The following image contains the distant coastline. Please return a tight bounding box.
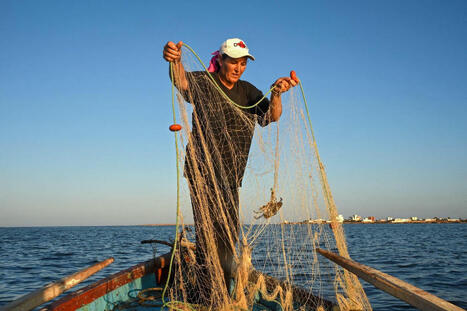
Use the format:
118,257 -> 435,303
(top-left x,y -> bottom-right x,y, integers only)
345,220 -> 466,224
282,215 -> 466,225
139,219 -> 466,226
285,220 -> 467,225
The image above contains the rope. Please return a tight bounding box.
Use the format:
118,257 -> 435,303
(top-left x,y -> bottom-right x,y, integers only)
160,61 -> 189,311
297,77 -> 335,226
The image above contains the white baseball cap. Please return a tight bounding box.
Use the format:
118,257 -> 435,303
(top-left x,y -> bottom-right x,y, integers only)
219,38 -> 255,60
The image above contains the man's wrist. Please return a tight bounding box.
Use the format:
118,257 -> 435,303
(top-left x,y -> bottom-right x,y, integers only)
270,85 -> 281,97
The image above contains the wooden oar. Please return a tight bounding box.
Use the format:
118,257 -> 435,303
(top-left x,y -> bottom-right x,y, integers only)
141,238 -> 195,250
0,257 -> 114,311
316,248 -> 465,311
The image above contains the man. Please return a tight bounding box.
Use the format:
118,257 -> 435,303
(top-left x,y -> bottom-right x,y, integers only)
163,38 -> 296,304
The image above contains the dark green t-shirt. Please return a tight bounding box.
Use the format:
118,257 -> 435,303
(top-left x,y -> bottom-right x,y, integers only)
182,71 -> 271,188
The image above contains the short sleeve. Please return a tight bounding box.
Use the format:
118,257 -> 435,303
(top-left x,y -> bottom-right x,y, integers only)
245,82 -> 271,127
179,71 -> 208,104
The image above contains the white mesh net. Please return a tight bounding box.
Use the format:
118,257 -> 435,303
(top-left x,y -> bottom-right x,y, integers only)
165,46 -> 372,311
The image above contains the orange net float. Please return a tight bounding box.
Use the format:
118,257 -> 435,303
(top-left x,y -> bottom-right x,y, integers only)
169,124 -> 182,132
290,70 -> 299,83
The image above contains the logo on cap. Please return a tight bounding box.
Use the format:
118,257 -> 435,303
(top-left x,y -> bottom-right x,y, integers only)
233,41 -> 246,48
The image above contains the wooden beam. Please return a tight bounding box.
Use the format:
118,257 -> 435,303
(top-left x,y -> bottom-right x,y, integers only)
43,253 -> 172,311
0,258 -> 114,311
141,238 -> 195,250
316,248 -> 465,311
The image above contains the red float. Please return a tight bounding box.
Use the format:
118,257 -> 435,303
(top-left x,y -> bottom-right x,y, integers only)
290,70 -> 299,83
169,124 -> 182,132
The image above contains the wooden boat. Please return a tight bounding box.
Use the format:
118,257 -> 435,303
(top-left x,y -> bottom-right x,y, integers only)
37,251 -> 336,311
3,245 -> 464,311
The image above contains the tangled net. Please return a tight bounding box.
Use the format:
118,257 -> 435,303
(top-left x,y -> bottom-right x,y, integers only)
164,44 -> 372,311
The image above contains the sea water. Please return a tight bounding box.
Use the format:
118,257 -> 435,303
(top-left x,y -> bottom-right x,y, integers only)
0,224 -> 465,310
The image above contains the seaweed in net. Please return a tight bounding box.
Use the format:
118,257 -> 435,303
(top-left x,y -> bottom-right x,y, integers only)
254,188 -> 283,220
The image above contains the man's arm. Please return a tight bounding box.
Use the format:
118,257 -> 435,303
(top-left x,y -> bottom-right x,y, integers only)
267,77 -> 297,122
269,92 -> 283,122
163,41 -> 188,91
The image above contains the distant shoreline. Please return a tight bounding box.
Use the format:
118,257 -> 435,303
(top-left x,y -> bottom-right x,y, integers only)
343,220 -> 466,224
283,220 -> 466,225
139,220 -> 466,226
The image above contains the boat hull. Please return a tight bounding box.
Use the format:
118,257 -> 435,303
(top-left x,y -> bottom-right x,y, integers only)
41,252 -> 335,311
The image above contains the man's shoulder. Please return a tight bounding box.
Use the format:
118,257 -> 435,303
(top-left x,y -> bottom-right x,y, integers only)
186,71 -> 213,89
187,70 -> 209,78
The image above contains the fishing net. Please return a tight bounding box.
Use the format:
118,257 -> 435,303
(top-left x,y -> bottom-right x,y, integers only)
163,44 -> 372,311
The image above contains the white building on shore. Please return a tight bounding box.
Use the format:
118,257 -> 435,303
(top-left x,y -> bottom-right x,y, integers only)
351,214 -> 362,221
392,218 -> 410,223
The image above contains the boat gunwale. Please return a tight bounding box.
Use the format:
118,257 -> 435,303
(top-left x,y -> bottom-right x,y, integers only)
41,253 -> 171,311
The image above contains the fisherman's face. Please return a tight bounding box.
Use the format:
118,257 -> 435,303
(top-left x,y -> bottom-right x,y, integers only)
218,56 -> 248,85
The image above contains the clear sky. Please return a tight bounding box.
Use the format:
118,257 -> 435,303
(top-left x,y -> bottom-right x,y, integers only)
1,0 -> 466,226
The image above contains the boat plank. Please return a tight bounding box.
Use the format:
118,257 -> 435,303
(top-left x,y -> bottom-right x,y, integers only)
0,258 -> 114,311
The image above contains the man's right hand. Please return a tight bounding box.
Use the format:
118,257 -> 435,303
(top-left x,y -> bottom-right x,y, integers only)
163,41 -> 183,63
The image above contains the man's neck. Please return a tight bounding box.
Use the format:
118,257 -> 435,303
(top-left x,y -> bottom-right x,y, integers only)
218,73 -> 235,90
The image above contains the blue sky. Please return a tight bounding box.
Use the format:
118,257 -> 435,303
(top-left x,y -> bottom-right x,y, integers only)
1,0 -> 466,226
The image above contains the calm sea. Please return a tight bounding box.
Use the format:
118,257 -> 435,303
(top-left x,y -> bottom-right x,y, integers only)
0,224 -> 465,310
